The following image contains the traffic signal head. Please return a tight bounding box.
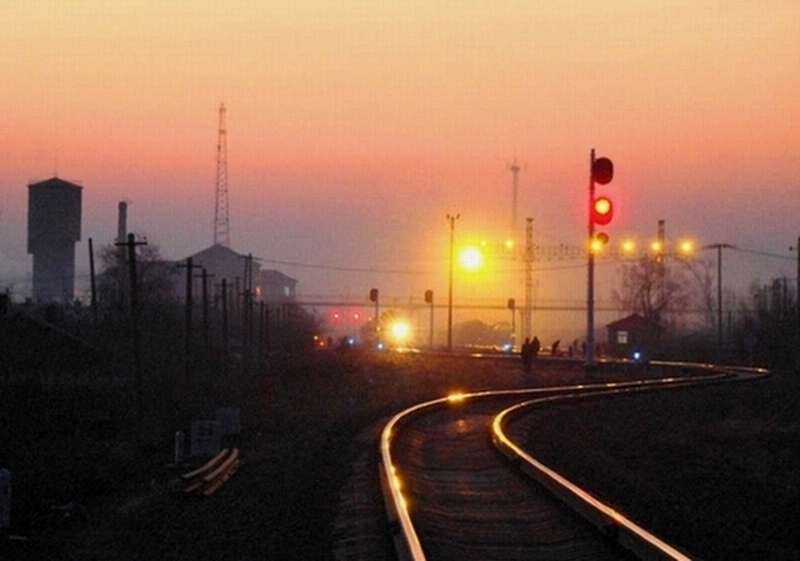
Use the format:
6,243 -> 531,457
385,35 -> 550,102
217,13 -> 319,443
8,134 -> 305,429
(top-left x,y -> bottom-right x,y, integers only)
592,157 -> 614,185
591,196 -> 613,226
590,232 -> 609,253
369,288 -> 379,302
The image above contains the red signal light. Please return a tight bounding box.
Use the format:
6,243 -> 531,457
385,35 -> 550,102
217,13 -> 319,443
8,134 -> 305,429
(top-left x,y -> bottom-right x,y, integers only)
591,197 -> 613,226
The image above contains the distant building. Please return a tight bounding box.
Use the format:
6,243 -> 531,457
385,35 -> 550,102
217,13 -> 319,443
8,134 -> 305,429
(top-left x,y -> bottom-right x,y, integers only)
259,269 -> 297,303
178,244 -> 297,304
27,177 -> 82,303
606,313 -> 661,359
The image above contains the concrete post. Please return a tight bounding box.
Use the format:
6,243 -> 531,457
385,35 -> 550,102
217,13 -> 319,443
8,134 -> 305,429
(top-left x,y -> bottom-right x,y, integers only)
0,468 -> 11,529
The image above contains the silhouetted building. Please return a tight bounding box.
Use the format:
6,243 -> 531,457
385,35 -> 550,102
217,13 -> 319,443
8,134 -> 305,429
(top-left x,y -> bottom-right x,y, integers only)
27,177 -> 82,303
606,313 -> 661,359
179,245 -> 297,304
259,269 -> 297,303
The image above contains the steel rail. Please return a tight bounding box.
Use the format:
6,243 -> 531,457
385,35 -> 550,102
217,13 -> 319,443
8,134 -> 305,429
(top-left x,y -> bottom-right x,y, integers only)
380,385 -> 572,561
492,364 -> 768,560
379,361 -> 767,561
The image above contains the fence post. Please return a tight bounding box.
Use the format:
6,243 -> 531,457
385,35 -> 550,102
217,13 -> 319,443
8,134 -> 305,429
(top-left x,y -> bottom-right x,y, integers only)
0,468 -> 11,530
174,431 -> 185,465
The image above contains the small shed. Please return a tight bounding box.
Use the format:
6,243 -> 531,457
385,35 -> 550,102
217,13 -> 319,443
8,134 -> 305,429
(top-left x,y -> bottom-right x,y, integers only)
606,313 -> 661,359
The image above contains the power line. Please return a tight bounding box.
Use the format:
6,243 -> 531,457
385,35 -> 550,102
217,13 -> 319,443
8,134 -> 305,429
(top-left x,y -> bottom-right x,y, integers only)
254,257 -> 433,275
732,246 -> 793,261
256,247 -> 612,277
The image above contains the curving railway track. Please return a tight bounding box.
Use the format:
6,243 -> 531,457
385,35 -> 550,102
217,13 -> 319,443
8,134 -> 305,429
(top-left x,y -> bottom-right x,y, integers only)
380,362 -> 768,561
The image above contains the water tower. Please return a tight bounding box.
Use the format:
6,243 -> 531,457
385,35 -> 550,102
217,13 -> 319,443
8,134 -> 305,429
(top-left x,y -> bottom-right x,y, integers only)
27,177 -> 82,303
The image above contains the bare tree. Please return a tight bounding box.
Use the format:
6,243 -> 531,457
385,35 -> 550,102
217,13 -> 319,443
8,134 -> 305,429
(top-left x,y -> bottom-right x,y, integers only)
613,255 -> 714,333
96,237 -> 177,310
673,256 -> 716,330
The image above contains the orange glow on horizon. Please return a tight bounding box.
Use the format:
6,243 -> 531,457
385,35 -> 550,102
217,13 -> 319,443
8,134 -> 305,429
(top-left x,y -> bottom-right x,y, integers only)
1,1 -> 798,311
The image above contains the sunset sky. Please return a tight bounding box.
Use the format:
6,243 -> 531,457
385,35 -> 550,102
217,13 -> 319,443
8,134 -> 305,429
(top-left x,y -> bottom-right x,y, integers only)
2,1 -> 799,338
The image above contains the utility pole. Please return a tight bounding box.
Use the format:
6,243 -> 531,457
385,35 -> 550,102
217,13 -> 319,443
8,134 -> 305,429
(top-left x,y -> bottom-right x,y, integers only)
425,290 -> 434,349
704,243 -> 735,353
178,257 -> 202,384
369,288 -> 380,342
790,237 -> 800,368
796,236 -> 800,366
258,301 -> 267,367
88,238 -> 97,324
242,254 -> 254,369
447,213 -> 460,351
657,219 -> 665,304
200,268 -> 214,349
115,233 -> 147,435
262,302 -> 271,350
523,217 -> 533,340
220,278 -> 230,373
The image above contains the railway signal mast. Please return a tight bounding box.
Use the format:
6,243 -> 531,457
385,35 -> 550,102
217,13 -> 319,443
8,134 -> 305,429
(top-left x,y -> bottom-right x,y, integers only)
586,149 -> 614,369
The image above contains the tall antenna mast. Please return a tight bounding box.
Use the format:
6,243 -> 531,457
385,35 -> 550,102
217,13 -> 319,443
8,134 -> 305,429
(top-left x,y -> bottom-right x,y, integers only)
523,217 -> 534,339
507,156 -> 524,251
213,102 -> 230,247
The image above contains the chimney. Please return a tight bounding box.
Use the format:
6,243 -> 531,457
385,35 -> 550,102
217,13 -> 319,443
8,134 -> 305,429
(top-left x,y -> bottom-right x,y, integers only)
117,201 -> 127,242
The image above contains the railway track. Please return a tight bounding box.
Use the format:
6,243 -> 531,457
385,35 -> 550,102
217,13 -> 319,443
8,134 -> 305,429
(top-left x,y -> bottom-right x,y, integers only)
380,362 -> 767,561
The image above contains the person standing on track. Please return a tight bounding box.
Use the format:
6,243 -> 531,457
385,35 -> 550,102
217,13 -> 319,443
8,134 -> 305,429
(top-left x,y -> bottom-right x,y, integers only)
521,337 -> 533,375
531,336 -> 540,362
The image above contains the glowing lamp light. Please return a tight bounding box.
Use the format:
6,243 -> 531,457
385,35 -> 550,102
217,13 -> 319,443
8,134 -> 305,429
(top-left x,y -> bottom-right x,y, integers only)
389,320 -> 411,344
621,239 -> 636,254
459,246 -> 484,271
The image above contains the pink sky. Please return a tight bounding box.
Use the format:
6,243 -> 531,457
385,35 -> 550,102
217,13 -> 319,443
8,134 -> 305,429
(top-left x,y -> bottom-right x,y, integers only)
2,1 -> 799,339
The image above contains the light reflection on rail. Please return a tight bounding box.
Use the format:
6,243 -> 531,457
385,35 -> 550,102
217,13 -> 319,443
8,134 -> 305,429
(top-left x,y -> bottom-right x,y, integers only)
379,361 -> 768,561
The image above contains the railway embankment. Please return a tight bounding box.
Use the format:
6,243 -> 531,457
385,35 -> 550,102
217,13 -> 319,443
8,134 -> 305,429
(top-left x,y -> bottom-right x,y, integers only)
2,352 -> 797,560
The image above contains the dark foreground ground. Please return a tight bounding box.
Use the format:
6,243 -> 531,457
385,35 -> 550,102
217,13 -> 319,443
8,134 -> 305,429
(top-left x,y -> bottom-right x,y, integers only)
1,352 -> 798,560
525,371 -> 800,560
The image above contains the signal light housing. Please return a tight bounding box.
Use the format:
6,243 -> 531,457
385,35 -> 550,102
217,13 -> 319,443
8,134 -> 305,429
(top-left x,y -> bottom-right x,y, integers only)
589,232 -> 609,254
592,157 -> 614,185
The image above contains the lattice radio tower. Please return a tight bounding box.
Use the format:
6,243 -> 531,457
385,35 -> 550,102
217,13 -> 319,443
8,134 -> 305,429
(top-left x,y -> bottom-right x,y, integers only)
508,156 -> 521,249
507,155 -> 528,254
213,102 -> 230,247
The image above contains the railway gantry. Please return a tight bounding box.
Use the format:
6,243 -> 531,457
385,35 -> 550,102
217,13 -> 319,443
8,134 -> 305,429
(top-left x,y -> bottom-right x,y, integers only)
380,365 -> 767,561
